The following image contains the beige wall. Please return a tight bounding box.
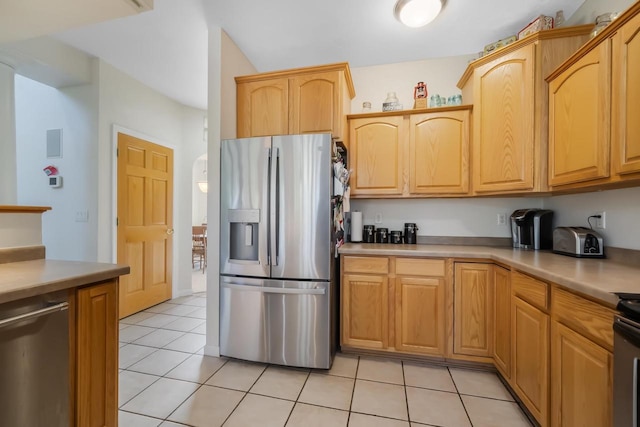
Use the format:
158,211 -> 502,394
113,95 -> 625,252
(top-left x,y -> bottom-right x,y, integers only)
350,54 -> 476,113
565,0 -> 635,26
220,31 -> 257,140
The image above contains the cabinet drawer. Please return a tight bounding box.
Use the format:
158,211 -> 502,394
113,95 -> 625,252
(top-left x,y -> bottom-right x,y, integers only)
512,271 -> 549,311
396,258 -> 445,277
552,286 -> 615,351
343,256 -> 389,274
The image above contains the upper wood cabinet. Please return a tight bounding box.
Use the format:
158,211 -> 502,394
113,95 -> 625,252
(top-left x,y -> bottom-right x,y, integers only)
349,115 -> 406,196
348,106 -> 472,198
458,26 -> 592,195
472,44 -> 536,193
409,110 -> 470,194
237,78 -> 289,137
613,10 -> 640,177
453,263 -> 493,358
548,41 -> 611,186
236,63 -> 355,139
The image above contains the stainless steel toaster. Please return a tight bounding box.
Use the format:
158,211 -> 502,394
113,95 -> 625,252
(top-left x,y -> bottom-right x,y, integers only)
553,227 -> 604,258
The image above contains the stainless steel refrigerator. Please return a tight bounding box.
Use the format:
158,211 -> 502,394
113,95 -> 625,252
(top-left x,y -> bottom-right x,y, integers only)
219,133 -> 335,369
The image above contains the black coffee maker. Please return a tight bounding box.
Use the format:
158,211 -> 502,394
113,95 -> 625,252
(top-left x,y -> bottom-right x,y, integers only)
404,223 -> 418,244
510,209 -> 553,250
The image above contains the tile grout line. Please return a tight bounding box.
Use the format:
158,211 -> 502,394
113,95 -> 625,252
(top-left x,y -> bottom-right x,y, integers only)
447,367 -> 474,427
402,360 -> 411,424
346,355 -> 360,426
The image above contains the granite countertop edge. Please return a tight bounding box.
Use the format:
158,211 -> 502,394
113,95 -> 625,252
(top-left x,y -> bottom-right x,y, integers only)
0,259 -> 130,304
339,243 -> 639,307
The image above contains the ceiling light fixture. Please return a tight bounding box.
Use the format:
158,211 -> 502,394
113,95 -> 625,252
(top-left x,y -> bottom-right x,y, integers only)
394,0 -> 443,28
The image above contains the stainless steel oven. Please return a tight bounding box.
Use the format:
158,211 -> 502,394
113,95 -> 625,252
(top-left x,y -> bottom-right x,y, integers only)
0,290 -> 69,427
614,298 -> 640,427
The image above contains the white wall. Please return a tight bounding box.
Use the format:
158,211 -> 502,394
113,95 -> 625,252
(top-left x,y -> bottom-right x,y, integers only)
192,155 -> 207,225
543,187 -> 640,250
564,0 -> 635,26
205,28 -> 258,356
350,55 -> 476,113
15,75 -> 99,261
352,198 -> 544,238
96,59 -> 206,297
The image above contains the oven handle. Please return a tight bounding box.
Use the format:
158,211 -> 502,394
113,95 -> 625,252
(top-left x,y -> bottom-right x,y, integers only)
614,316 -> 640,347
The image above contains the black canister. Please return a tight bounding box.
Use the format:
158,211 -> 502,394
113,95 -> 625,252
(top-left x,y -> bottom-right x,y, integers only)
390,230 -> 403,244
404,223 -> 418,244
376,228 -> 389,243
363,225 -> 376,243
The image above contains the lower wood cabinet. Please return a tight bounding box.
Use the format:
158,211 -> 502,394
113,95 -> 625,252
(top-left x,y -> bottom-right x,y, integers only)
513,296 -> 549,426
395,276 -> 446,355
341,255 -> 446,356
493,265 -> 511,378
341,273 -> 389,349
453,263 -> 493,358
551,321 -> 613,427
75,280 -> 119,427
340,253 -> 615,427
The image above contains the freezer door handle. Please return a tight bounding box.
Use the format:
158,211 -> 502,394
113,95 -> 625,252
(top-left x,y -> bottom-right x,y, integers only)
270,147 -> 280,266
221,282 -> 326,295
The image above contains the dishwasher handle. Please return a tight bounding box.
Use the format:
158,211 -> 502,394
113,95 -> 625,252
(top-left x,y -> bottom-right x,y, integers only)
0,302 -> 69,329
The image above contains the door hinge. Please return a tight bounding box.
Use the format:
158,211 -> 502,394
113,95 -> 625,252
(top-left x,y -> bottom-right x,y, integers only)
116,217 -> 119,226
116,148 -> 119,157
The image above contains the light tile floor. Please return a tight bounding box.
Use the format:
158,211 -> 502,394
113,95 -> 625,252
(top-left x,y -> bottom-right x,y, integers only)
118,293 -> 533,427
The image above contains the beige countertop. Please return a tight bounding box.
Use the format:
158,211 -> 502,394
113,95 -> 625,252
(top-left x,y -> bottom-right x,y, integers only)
0,259 -> 130,304
339,243 -> 640,307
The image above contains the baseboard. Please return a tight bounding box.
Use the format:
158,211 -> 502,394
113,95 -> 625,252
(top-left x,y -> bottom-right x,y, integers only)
174,288 -> 194,298
203,345 -> 220,357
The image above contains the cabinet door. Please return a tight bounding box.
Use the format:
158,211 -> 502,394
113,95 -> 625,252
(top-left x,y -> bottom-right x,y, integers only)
613,12 -> 640,175
548,41 -> 611,186
473,44 -> 535,192
551,322 -> 612,427
289,71 -> 342,137
493,265 -> 511,379
76,280 -> 118,427
454,263 -> 493,357
395,276 -> 446,355
513,297 -> 549,425
409,110 -> 470,194
349,116 -> 405,196
342,274 -> 388,349
237,78 -> 289,137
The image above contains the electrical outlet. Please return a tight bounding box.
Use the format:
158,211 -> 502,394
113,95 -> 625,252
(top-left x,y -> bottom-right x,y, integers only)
496,213 -> 507,226
595,211 -> 606,229
375,213 -> 383,224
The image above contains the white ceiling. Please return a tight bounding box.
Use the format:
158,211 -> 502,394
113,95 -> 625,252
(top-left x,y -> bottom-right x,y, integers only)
53,0 -> 586,110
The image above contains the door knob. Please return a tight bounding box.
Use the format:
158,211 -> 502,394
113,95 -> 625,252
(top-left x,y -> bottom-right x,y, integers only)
167,228 -> 174,235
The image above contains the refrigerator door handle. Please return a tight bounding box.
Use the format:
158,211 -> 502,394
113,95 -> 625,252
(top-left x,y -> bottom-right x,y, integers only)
270,147 -> 280,266
221,282 -> 326,295
265,147 -> 272,266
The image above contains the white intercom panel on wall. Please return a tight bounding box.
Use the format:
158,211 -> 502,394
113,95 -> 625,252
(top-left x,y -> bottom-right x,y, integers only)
48,176 -> 62,188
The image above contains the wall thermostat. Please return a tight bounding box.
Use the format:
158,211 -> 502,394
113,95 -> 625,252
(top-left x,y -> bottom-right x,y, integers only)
49,176 -> 62,188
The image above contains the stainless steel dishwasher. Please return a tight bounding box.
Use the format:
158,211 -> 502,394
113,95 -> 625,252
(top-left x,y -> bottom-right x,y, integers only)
0,290 -> 70,427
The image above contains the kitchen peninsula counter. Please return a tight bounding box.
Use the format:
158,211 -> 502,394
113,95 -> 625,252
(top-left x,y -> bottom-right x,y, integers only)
0,259 -> 129,304
339,243 -> 639,307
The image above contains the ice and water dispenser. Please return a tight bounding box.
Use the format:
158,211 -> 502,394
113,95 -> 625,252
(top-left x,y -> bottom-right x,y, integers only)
228,209 -> 260,263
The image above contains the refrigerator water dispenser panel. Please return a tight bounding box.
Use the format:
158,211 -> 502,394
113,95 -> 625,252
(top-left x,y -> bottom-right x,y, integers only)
228,209 -> 260,263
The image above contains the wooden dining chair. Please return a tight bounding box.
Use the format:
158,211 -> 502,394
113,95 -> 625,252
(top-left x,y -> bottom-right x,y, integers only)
192,225 -> 207,272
